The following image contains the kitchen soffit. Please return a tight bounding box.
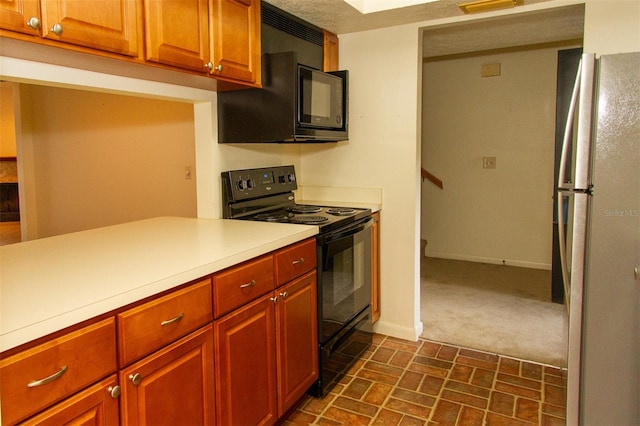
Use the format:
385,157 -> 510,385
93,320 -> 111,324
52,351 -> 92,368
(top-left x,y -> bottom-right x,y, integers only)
263,1 -> 584,58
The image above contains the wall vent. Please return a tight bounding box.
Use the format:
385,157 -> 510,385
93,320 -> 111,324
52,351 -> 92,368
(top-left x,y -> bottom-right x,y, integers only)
262,3 -> 323,47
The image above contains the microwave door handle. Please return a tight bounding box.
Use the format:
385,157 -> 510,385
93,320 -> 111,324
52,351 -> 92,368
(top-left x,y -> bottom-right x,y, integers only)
558,59 -> 582,190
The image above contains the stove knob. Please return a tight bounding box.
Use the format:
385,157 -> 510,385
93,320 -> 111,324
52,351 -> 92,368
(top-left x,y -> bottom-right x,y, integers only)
237,180 -> 247,190
246,179 -> 254,189
288,174 -> 296,183
278,174 -> 286,184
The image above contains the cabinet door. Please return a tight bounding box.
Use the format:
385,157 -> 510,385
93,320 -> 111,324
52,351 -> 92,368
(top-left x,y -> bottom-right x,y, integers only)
40,0 -> 138,56
120,325 -> 215,426
20,375 -> 120,426
276,270 -> 319,416
371,212 -> 380,323
209,0 -> 261,84
323,30 -> 339,72
144,0 -> 210,72
0,0 -> 40,35
214,295 -> 277,425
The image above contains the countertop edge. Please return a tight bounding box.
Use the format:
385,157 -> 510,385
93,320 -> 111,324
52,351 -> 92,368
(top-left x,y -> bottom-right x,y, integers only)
1,217 -> 318,353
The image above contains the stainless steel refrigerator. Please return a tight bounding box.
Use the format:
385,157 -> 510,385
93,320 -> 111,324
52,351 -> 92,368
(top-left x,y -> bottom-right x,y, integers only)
558,52 -> 639,425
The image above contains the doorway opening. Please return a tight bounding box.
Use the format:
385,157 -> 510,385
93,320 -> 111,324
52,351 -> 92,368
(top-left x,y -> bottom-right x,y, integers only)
419,5 -> 584,366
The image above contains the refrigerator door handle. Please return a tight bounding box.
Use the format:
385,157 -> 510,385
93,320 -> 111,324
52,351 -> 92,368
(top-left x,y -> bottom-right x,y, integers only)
574,53 -> 596,190
556,57 -> 583,307
557,190 -> 570,309
558,59 -> 582,190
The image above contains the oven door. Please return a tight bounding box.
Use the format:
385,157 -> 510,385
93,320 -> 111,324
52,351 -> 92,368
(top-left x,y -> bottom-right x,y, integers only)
317,216 -> 373,344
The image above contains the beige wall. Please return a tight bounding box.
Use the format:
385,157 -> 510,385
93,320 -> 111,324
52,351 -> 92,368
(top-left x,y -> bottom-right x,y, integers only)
421,47 -> 563,269
18,85 -> 198,239
0,83 -> 17,158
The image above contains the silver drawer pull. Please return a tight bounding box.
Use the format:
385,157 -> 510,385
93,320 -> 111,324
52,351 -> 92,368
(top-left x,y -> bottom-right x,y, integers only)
160,313 -> 184,326
240,280 -> 256,289
27,365 -> 68,388
292,258 -> 305,265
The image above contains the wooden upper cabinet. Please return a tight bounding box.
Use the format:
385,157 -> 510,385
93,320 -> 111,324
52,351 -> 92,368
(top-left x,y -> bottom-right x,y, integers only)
144,0 -> 211,72
323,29 -> 339,71
40,0 -> 139,56
209,0 -> 261,84
0,0 -> 41,35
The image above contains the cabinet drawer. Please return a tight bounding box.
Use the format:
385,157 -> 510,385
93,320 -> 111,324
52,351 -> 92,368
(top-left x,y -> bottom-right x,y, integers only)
0,318 -> 117,426
117,278 -> 213,366
213,255 -> 274,318
275,238 -> 317,286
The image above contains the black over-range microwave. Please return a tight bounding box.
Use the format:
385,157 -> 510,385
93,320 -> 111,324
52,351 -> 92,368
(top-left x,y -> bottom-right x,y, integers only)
217,51 -> 348,143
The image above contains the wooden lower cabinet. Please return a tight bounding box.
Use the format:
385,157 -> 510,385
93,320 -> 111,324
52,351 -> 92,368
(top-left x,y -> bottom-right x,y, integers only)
276,270 -> 318,416
119,324 -> 215,425
0,318 -> 117,425
19,375 -> 120,426
214,270 -> 318,425
371,211 -> 381,323
214,291 -> 278,425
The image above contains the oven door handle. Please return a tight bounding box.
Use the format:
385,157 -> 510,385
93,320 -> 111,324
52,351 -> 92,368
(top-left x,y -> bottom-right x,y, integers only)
320,216 -> 373,244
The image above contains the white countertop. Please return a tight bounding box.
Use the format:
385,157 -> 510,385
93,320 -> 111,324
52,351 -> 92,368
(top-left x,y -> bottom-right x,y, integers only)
0,217 -> 317,352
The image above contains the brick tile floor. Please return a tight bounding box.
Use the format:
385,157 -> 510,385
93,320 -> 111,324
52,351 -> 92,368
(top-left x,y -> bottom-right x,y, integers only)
283,334 -> 566,425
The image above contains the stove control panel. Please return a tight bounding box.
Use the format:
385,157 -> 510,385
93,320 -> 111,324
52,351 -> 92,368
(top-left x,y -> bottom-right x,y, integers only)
222,165 -> 297,201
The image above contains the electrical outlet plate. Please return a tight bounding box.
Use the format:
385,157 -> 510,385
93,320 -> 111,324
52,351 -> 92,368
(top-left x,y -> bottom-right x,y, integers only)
483,157 -> 496,169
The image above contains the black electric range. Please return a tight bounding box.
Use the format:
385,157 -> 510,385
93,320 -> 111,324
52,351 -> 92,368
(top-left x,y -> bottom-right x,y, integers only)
221,165 -> 371,234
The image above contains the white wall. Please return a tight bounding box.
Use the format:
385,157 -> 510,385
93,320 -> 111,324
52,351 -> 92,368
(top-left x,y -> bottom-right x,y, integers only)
422,48 -> 560,269
300,23 -> 424,340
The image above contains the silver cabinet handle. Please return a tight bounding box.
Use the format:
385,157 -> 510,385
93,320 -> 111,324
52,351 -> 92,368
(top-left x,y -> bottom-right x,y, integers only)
292,258 -> 305,265
214,64 -> 223,72
205,61 -> 213,71
129,373 -> 142,386
27,365 -> 68,387
27,17 -> 40,29
50,23 -> 63,35
240,280 -> 256,289
635,266 -> 639,281
108,385 -> 121,398
270,296 -> 278,303
280,291 -> 288,299
160,312 -> 184,326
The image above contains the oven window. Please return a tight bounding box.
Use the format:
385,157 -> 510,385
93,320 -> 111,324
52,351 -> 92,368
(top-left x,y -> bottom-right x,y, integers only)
321,226 -> 372,338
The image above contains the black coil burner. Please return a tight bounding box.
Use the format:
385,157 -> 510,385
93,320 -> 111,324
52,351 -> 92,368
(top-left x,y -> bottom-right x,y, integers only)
254,212 -> 292,222
292,216 -> 329,225
326,207 -> 357,216
288,205 -> 323,214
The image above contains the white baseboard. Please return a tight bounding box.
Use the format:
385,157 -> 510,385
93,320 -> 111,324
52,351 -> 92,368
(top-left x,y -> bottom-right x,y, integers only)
424,251 -> 551,271
373,320 -> 424,342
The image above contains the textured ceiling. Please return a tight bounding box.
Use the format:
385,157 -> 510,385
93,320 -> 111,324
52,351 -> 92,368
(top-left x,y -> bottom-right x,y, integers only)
264,1 -> 584,58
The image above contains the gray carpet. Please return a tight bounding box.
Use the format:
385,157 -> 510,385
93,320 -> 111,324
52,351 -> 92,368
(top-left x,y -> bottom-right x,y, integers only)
420,257 -> 567,367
